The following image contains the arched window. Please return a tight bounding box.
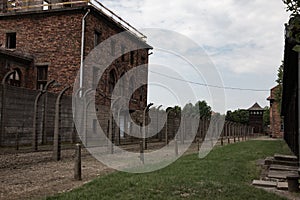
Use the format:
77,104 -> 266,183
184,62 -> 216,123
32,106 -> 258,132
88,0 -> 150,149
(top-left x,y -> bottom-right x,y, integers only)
9,68 -> 21,87
109,69 -> 116,94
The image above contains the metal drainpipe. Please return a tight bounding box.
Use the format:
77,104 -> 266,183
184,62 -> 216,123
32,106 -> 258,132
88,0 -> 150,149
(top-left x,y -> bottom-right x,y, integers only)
80,9 -> 91,94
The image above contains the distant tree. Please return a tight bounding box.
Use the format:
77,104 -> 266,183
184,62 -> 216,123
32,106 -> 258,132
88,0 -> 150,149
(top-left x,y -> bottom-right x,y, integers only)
283,0 -> 300,15
172,105 -> 181,116
226,109 -> 249,124
182,100 -> 212,118
196,100 -> 212,119
182,103 -> 194,115
263,106 -> 270,127
283,1 -> 300,51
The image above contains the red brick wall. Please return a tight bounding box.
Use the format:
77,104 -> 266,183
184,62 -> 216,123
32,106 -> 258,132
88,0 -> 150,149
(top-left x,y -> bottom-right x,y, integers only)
0,9 -> 83,91
269,86 -> 283,138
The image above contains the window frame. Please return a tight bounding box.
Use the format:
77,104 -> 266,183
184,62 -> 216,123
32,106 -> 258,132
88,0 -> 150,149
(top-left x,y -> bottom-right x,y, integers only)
36,65 -> 48,90
6,32 -> 16,49
94,30 -> 102,47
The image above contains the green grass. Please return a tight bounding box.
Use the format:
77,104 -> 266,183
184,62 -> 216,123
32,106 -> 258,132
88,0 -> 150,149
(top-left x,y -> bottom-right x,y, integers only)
46,140 -> 291,200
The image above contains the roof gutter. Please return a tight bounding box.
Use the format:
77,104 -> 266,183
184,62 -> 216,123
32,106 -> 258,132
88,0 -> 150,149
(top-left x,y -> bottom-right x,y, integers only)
80,9 -> 91,93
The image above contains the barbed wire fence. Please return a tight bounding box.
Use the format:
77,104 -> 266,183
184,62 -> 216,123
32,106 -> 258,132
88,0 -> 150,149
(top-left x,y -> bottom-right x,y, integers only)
0,81 -> 256,158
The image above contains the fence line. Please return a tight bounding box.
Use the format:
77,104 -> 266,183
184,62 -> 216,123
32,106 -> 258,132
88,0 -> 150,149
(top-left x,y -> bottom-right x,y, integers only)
0,84 -> 256,155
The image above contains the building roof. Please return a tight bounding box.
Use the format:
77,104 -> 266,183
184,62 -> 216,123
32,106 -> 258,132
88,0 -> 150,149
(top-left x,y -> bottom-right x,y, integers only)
267,85 -> 280,101
248,102 -> 264,111
0,1 -> 152,49
0,48 -> 34,63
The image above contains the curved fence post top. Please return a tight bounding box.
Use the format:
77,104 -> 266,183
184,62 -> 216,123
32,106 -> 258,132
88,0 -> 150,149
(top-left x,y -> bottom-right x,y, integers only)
2,70 -> 16,85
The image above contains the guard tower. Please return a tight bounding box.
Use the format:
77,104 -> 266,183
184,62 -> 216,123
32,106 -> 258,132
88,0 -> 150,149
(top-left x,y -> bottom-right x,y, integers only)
248,102 -> 264,133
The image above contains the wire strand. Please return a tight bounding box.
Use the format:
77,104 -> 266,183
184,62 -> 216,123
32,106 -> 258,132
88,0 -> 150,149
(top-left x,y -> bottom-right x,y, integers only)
149,70 -> 269,92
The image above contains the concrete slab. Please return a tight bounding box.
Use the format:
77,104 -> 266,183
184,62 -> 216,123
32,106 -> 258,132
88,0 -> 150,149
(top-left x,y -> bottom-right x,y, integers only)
274,154 -> 298,162
277,182 -> 288,190
265,157 -> 298,167
265,157 -> 274,165
252,180 -> 277,187
268,170 -> 298,179
270,164 -> 299,172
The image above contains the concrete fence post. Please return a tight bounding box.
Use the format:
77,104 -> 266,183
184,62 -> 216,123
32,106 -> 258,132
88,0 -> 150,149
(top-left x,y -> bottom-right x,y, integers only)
74,144 -> 82,181
0,70 -> 15,147
32,90 -> 45,151
175,139 -> 178,157
165,118 -> 168,146
233,124 -> 236,143
139,140 -> 144,164
108,112 -> 114,154
41,80 -> 55,145
53,86 -> 70,161
227,122 -> 231,144
238,125 -> 241,142
143,103 -> 153,150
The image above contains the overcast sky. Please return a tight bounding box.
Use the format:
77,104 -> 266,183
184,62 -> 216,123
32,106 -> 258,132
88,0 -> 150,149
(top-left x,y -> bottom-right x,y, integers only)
101,0 -> 290,113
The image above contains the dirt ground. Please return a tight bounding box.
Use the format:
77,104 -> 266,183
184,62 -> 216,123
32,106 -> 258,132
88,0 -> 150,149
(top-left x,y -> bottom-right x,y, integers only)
0,142 -> 201,200
0,147 -> 113,200
0,137 -> 283,200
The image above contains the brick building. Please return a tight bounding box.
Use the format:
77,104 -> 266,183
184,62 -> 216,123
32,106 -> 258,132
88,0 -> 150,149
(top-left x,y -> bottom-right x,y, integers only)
281,15 -> 299,158
267,85 -> 283,138
0,0 -> 152,145
248,102 -> 264,133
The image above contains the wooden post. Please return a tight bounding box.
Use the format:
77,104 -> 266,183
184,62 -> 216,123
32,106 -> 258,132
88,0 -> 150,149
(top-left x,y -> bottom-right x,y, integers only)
74,144 -> 82,181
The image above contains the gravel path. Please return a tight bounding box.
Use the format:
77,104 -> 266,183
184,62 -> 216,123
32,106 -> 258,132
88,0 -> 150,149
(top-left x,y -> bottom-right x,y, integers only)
0,148 -> 112,200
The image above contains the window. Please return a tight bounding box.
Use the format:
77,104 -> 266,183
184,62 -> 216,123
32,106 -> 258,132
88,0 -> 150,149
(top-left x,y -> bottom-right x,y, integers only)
94,31 -> 101,47
43,0 -> 49,10
130,51 -> 134,65
108,69 -> 116,94
6,32 -> 16,49
9,69 -> 21,87
36,66 -> 48,89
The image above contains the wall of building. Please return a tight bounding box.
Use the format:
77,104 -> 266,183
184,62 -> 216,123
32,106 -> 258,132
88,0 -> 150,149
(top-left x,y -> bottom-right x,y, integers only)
0,9 -> 84,91
269,86 -> 283,138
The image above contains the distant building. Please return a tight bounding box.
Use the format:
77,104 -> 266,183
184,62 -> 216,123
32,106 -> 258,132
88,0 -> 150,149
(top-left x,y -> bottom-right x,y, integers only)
267,85 -> 283,138
248,103 -> 264,133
